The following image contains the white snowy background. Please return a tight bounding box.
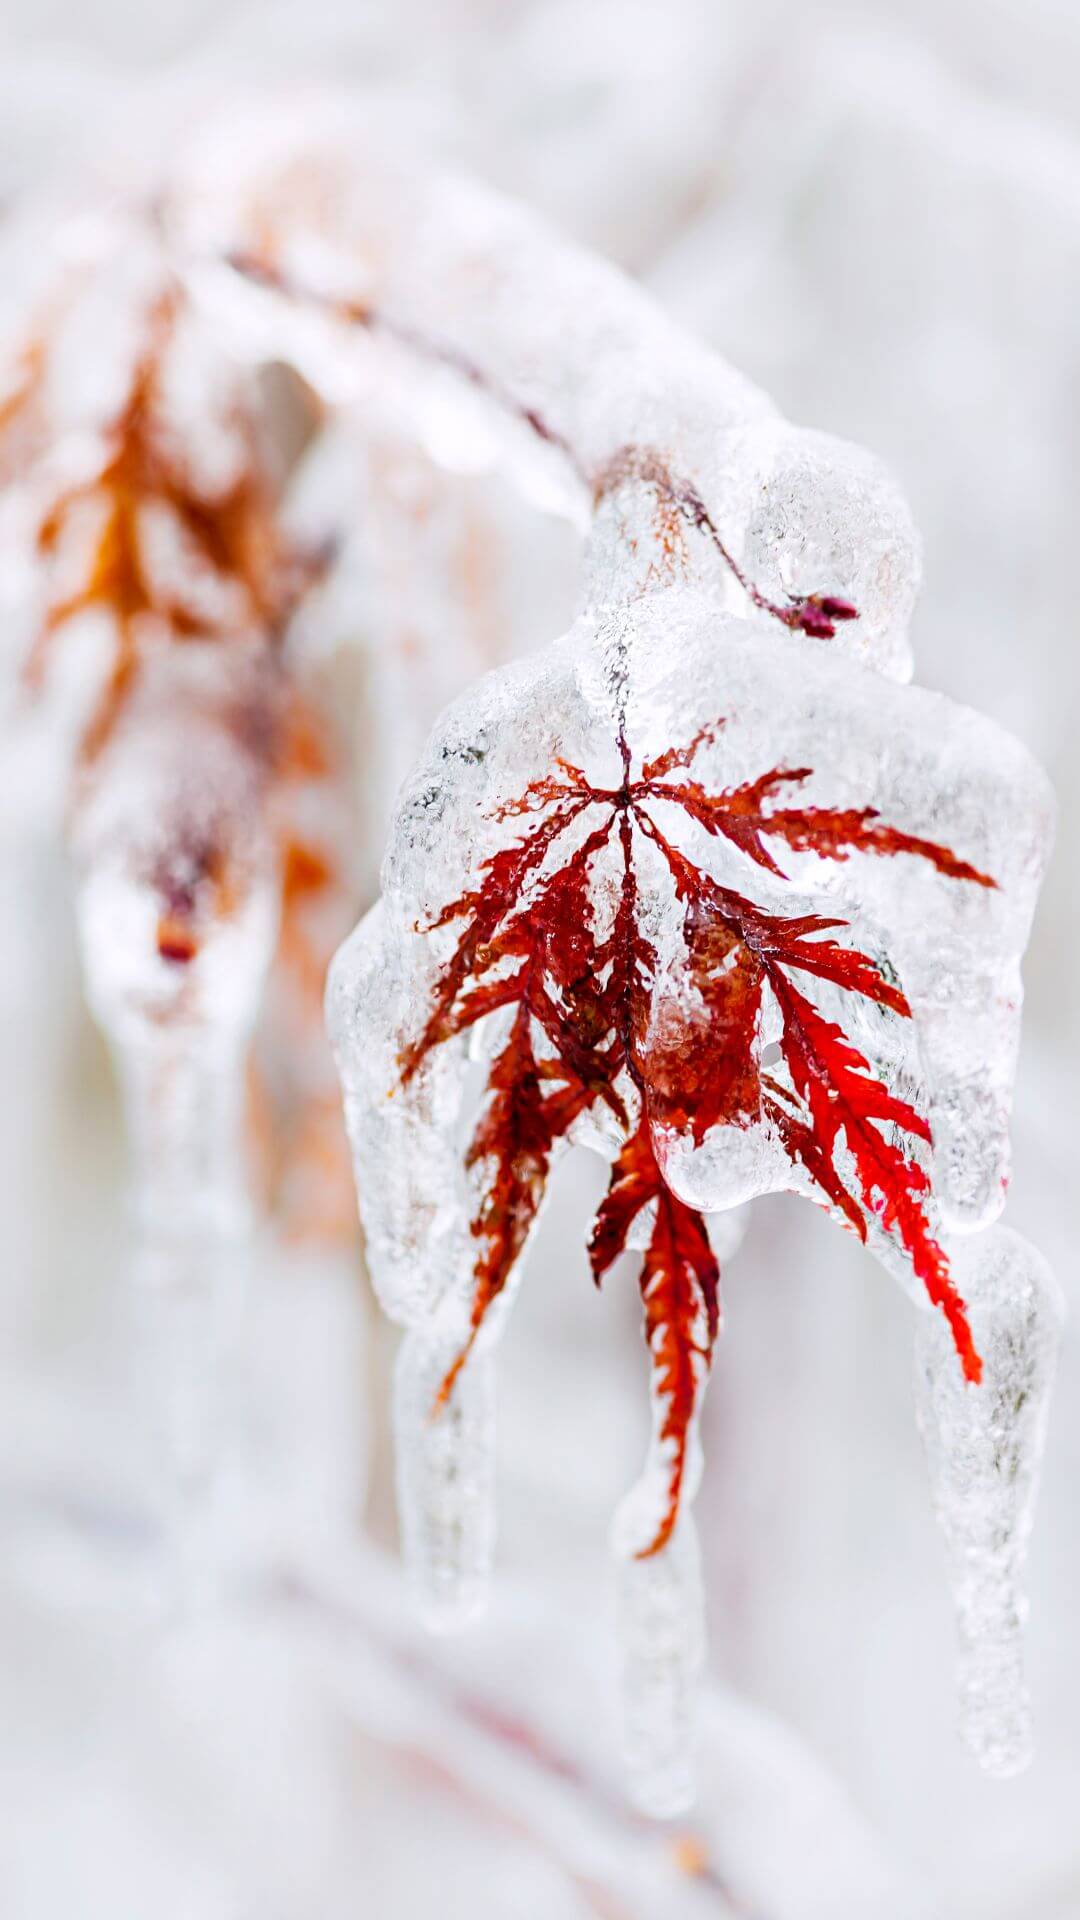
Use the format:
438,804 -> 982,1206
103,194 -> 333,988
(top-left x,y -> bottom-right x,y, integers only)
0,4 -> 1076,1918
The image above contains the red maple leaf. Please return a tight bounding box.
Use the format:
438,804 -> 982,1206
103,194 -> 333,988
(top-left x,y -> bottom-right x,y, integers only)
402,725 -> 993,1555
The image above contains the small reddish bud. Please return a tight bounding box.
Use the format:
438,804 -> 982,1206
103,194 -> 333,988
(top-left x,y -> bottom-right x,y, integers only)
156,915 -> 197,965
791,592 -> 860,639
794,603 -> 836,638
817,594 -> 859,622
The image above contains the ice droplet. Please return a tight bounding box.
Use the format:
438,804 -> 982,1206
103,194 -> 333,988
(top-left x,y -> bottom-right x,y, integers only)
915,1227 -> 1063,1777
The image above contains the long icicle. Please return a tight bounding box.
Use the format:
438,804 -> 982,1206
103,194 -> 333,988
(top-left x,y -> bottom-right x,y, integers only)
915,1226 -> 1063,1775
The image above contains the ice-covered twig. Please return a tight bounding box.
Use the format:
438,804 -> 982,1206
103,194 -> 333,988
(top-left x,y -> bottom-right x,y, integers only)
219,254 -> 857,646
168,115 -> 921,673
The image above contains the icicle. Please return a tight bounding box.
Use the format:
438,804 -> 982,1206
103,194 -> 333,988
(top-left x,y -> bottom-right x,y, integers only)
395,1325 -> 497,1631
72,685 -> 278,1601
124,1053 -> 250,1600
614,1452 -> 707,1817
83,953 -> 273,1600
328,906 -> 510,1630
915,1226 -> 1063,1776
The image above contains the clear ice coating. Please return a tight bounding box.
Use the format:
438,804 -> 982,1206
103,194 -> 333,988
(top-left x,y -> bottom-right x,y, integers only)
278,126 -> 1061,1811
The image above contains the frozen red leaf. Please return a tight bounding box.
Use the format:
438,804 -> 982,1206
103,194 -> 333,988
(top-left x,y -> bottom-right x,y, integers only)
403,709 -> 992,1549
17,284 -> 325,767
